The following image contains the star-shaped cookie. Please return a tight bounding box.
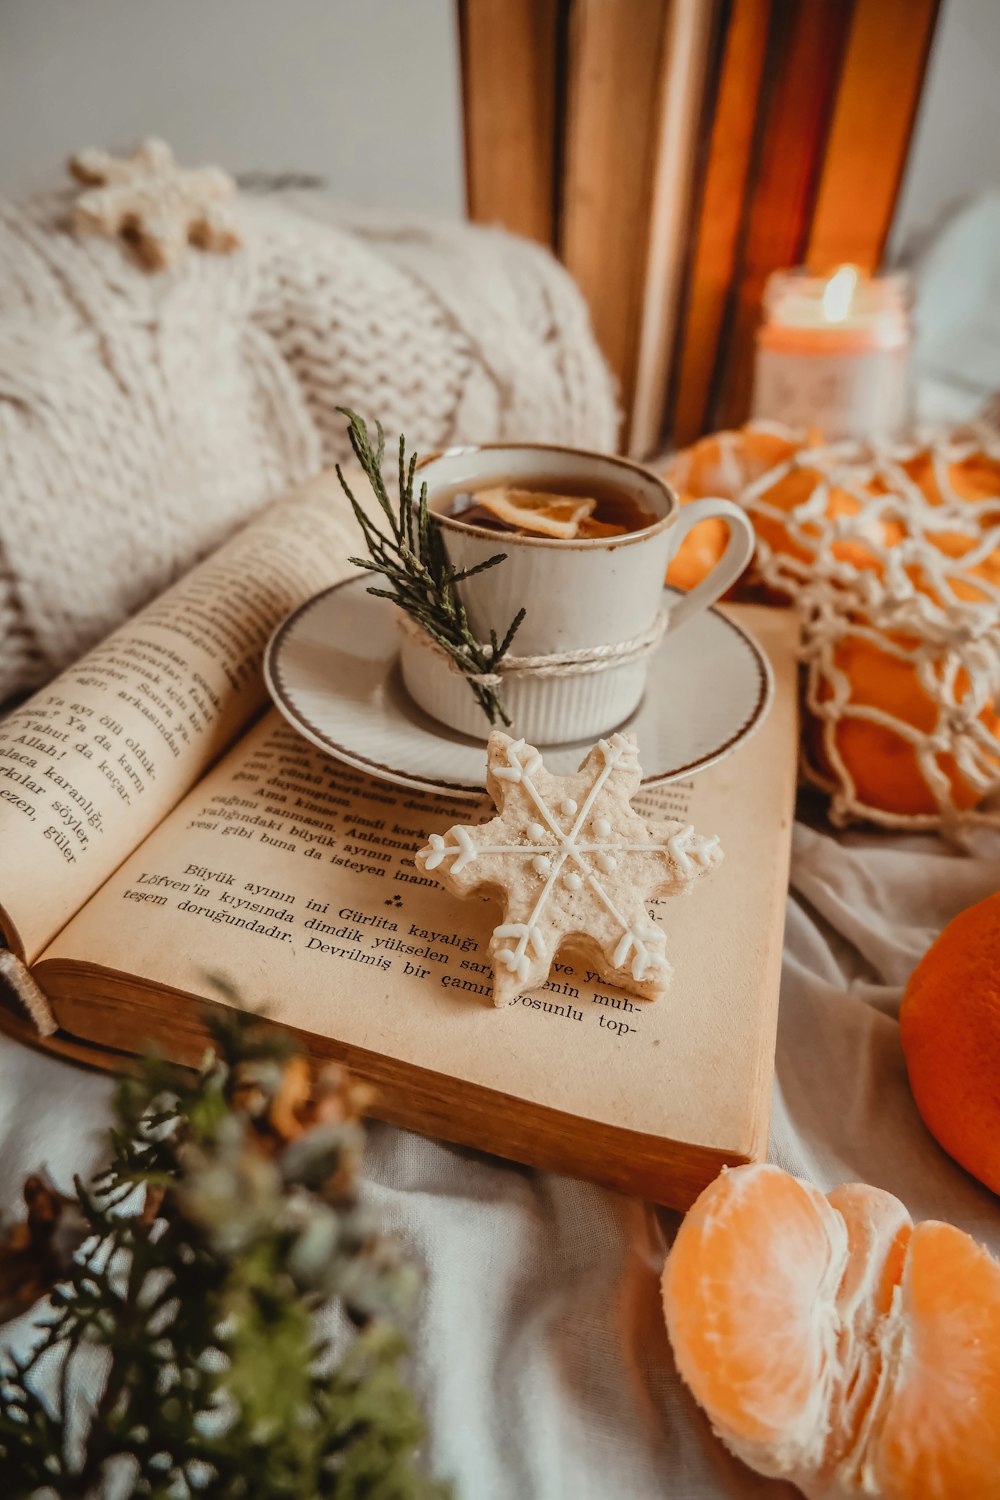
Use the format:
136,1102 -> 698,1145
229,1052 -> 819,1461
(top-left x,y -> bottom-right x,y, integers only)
416,731 -> 722,1006
69,138 -> 240,271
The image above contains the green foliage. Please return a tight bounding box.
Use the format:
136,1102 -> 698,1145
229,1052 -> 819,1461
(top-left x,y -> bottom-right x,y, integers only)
336,407 -> 525,725
0,1010 -> 449,1500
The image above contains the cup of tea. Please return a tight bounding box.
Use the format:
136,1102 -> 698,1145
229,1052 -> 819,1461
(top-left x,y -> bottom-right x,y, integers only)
398,444 -> 755,744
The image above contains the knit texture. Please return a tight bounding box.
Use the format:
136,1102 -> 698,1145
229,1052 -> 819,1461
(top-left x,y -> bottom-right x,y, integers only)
0,189 -> 617,702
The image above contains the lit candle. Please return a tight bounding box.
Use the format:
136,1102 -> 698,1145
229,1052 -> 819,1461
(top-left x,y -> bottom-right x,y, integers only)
751,265 -> 911,441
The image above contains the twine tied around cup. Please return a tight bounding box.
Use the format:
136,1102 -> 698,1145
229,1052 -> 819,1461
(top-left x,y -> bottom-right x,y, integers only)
397,608 -> 669,689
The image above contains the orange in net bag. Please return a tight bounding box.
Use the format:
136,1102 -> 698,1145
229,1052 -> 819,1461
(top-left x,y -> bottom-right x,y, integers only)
662,1163 -> 1000,1499
665,423 -> 902,591
664,420 -> 1000,827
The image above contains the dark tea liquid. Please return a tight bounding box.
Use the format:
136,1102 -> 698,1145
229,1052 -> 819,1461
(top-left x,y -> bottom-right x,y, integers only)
440,475 -> 658,539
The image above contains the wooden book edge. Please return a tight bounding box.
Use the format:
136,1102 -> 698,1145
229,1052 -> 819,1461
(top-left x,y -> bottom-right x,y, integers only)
16,957 -> 777,1210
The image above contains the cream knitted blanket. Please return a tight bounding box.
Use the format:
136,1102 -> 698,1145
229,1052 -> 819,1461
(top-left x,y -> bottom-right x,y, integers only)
0,189 -> 617,702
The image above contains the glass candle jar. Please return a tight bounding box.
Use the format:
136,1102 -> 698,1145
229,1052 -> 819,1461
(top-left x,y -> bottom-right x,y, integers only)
751,265 -> 912,441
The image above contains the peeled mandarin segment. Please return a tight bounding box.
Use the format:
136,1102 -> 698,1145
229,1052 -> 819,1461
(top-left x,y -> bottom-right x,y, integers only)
664,1167 -> 1000,1499
474,486 -> 596,539
899,892 -> 1000,1194
826,1183 -> 912,1326
869,1221 -> 1000,1500
662,1164 -> 846,1461
823,1184 -> 913,1472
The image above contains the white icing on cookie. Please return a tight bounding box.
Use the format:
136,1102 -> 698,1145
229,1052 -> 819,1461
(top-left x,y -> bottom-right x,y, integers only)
416,731 -> 723,1006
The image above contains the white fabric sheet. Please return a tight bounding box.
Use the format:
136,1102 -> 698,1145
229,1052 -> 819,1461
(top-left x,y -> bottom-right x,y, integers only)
2,818 -> 999,1498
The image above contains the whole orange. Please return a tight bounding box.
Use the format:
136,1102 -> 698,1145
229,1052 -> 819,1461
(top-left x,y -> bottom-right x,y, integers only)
900,892 -> 1000,1193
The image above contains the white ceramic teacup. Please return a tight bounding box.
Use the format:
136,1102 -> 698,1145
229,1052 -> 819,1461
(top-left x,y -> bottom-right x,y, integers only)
398,444 -> 755,744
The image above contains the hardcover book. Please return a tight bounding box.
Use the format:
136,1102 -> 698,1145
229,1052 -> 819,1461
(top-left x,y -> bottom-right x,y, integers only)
0,472 -> 797,1208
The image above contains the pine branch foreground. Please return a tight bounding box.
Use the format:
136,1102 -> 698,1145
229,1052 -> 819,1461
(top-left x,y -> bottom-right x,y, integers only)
336,408 -> 525,726
0,1003 -> 450,1500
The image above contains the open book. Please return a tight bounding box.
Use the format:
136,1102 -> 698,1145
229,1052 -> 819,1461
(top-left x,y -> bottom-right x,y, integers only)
0,472 -> 797,1209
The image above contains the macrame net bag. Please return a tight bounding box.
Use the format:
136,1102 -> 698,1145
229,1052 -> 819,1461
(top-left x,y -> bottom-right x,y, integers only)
665,417 -> 1000,832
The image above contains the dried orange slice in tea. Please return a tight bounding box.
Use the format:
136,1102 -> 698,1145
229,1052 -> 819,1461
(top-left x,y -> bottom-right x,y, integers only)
576,516 -> 628,539
474,486 -> 596,539
662,1163 -> 1000,1498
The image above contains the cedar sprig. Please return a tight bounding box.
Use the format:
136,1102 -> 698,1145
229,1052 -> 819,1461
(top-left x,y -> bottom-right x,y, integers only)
0,1003 -> 450,1499
335,408 -> 525,725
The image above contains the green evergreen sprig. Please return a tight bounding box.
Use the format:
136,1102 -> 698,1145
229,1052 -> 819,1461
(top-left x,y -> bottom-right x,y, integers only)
0,1005 -> 449,1499
335,408 -> 525,726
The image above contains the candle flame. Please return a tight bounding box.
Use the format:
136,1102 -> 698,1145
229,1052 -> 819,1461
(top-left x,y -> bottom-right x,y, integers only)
822,264 -> 859,323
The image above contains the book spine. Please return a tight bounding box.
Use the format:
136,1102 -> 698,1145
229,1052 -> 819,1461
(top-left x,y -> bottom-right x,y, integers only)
458,0 -> 561,248
559,0 -> 674,443
670,0 -> 772,449
715,0 -> 855,429
806,0 -> 940,270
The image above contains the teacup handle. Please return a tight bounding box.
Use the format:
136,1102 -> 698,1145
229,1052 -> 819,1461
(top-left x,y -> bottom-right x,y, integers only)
666,497 -> 756,635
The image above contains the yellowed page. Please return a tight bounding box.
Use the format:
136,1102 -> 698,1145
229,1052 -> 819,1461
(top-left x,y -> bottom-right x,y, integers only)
40,607 -> 797,1161
0,473 -> 353,963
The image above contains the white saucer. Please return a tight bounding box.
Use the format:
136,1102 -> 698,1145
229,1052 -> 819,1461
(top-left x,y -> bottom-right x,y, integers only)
264,578 -> 773,799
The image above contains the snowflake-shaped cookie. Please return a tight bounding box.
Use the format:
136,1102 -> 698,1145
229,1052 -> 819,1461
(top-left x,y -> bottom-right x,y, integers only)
69,138 -> 240,271
416,731 -> 723,1006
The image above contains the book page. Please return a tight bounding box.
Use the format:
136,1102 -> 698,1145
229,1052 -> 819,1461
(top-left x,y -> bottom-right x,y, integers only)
40,607 -> 798,1160
0,472 -> 354,964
